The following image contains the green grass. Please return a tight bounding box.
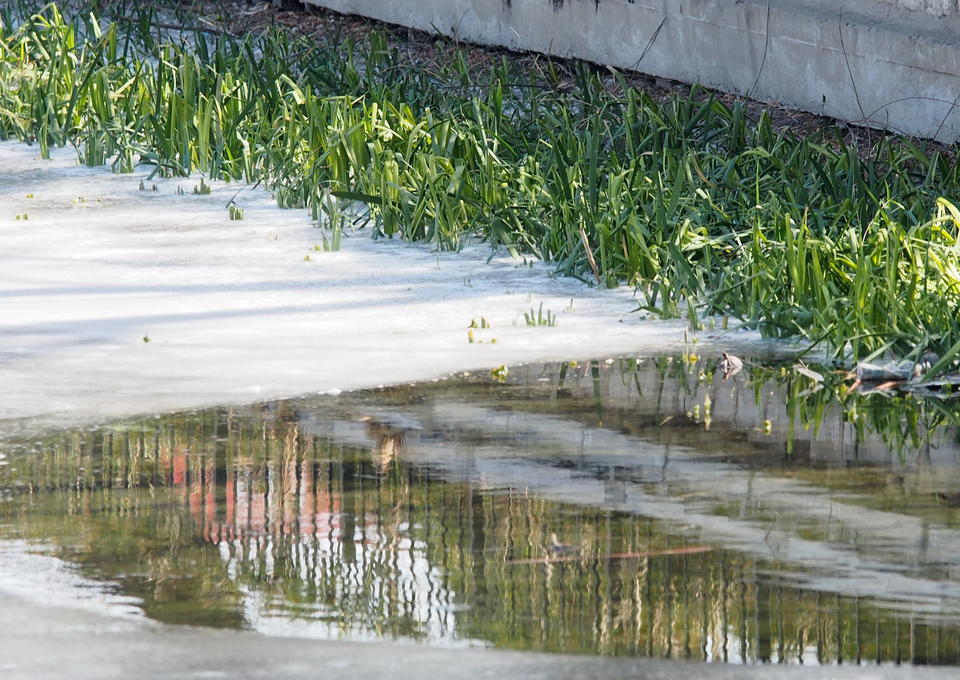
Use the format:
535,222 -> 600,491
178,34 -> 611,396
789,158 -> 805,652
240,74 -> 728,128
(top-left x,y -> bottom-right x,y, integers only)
1,2 -> 959,369
523,303 -> 557,327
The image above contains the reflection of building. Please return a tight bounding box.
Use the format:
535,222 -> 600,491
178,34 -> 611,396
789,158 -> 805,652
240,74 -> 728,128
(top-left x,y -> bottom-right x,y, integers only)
4,357 -> 960,663
177,420 -> 714,657
157,418 -> 458,643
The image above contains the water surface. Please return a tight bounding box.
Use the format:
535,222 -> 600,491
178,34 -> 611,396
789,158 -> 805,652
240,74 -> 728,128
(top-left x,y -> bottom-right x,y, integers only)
2,356 -> 960,664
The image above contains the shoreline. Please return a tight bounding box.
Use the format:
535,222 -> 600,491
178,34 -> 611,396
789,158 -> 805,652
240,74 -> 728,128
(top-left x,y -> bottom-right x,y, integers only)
0,139 -> 775,438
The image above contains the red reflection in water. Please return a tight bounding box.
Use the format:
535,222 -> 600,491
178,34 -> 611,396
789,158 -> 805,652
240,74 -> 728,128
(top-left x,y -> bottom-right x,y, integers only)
162,428 -> 345,545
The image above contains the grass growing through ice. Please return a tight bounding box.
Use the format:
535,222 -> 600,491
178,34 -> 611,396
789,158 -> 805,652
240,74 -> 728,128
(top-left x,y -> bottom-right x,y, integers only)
1,3 -> 959,368
523,303 -> 558,327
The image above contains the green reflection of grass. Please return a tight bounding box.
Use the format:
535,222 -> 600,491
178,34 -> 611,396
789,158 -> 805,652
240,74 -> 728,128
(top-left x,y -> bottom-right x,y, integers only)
0,388 -> 956,662
2,359 -> 960,661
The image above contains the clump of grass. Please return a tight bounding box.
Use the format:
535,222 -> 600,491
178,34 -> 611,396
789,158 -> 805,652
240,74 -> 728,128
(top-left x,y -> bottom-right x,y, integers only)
315,192 -> 343,251
468,317 -> 497,343
523,303 -> 557,327
228,203 -> 243,220
1,3 -> 958,370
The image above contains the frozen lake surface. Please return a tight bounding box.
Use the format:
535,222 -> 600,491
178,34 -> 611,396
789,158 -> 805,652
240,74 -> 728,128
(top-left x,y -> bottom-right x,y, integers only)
0,140 -> 767,436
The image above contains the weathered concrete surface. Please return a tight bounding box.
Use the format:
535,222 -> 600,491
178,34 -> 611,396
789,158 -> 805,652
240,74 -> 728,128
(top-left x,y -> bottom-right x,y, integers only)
883,0 -> 958,16
1,591 -> 957,680
302,0 -> 960,143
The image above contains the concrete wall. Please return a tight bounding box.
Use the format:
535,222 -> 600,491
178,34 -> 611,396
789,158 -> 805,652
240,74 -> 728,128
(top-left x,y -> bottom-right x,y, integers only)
885,0 -> 958,16
302,0 -> 960,143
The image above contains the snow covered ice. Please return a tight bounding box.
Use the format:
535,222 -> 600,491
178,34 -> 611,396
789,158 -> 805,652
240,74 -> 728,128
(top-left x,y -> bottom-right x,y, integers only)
0,140 -> 746,434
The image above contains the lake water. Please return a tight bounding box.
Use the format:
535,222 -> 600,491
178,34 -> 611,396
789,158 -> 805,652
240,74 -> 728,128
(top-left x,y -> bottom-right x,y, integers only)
2,356 -> 959,664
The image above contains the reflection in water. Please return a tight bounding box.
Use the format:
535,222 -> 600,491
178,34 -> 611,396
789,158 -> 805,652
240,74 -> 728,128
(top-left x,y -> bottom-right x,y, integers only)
2,356 -> 960,663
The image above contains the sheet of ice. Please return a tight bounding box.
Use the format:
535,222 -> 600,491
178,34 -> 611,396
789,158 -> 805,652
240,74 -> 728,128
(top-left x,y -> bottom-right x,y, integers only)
0,539 -> 145,625
0,140 -> 760,434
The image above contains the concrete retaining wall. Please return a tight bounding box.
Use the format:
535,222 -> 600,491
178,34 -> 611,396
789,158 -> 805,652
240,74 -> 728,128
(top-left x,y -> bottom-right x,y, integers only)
886,0 -> 958,16
302,0 -> 960,143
